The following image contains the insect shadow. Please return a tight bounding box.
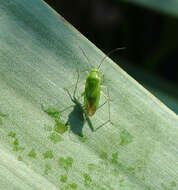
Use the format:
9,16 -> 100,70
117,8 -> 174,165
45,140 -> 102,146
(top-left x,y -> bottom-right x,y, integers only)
62,73 -> 94,137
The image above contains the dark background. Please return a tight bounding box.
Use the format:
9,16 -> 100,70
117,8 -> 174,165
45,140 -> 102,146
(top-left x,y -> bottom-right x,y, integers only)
44,0 -> 178,113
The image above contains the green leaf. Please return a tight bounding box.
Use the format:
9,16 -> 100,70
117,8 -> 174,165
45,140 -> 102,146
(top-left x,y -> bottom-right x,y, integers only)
0,0 -> 177,190
122,0 -> 178,17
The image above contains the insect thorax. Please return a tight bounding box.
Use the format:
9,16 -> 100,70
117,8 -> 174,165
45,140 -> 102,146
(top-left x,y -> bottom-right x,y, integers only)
86,70 -> 100,90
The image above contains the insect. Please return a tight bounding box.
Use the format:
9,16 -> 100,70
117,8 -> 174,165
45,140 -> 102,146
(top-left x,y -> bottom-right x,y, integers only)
65,41 -> 124,130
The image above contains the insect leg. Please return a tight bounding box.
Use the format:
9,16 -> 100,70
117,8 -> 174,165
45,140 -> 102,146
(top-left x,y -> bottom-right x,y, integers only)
62,71 -> 80,114
60,105 -> 75,113
63,69 -> 79,97
100,85 -> 111,122
94,87 -> 112,131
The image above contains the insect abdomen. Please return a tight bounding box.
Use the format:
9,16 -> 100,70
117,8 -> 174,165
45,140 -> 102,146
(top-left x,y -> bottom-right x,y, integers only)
84,71 -> 101,116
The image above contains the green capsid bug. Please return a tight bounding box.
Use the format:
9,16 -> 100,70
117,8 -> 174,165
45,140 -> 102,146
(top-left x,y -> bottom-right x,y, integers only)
64,41 -> 124,127
77,44 -> 124,122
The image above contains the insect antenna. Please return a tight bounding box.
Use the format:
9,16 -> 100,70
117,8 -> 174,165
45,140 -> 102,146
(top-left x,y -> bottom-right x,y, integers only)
73,38 -> 91,70
97,47 -> 126,71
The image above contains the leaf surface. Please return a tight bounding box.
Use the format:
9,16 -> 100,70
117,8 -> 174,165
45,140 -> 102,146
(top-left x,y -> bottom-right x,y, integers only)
0,0 -> 177,190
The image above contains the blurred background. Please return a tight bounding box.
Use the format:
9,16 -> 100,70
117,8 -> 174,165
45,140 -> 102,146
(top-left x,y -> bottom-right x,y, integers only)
44,0 -> 178,114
